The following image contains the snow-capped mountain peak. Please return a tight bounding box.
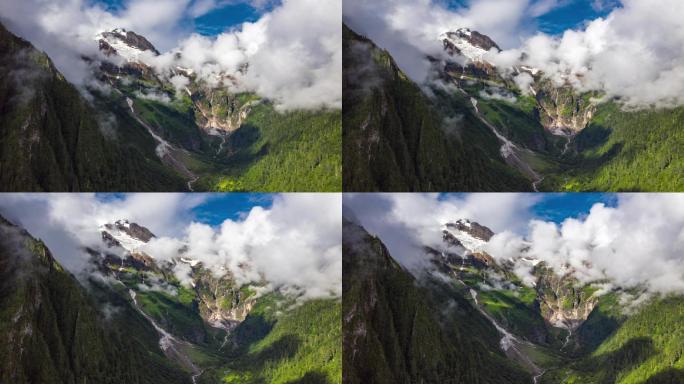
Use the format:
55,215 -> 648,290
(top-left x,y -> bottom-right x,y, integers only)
98,220 -> 203,267
440,28 -> 501,63
442,219 -> 494,253
95,28 -> 159,62
99,219 -> 155,254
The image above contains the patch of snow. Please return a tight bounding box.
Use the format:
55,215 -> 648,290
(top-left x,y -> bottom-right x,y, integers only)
100,223 -> 147,253
520,256 -> 542,266
176,66 -> 195,75
456,219 -> 472,228
457,27 -> 472,37
115,219 -> 131,228
441,32 -> 488,62
521,65 -> 540,75
179,257 -> 201,267
95,29 -> 150,63
443,225 -> 487,253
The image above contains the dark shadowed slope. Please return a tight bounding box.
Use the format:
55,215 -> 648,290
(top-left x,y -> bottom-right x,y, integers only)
342,217 -> 530,383
0,22 -> 186,191
0,215 -> 190,383
342,24 -> 532,192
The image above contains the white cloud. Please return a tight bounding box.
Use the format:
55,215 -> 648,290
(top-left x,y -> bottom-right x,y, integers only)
143,193 -> 342,299
343,0 -> 540,82
528,0 -> 572,17
512,0 -> 684,108
0,0 -> 340,111
484,194 -> 684,294
0,193 -> 206,272
134,90 -> 172,103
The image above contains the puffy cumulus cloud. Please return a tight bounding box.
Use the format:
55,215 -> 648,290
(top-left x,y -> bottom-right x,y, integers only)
0,0 -> 340,111
143,194 -> 342,299
511,0 -> 684,108
343,0 -> 559,82
343,193 -> 540,270
484,194 -> 684,295
150,0 -> 341,110
236,0 -> 341,110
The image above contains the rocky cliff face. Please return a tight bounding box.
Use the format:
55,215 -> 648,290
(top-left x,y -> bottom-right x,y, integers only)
435,218 -> 597,334
438,28 -> 597,137
535,266 -> 598,330
534,80 -> 596,136
93,28 -> 257,138
446,218 -> 494,241
191,89 -> 259,134
97,28 -> 160,56
193,267 -> 257,330
441,28 -> 501,81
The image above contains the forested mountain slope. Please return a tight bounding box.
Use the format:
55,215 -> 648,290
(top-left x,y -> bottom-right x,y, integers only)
0,23 -> 185,191
342,25 -> 532,192
0,214 -> 342,384
342,217 -> 530,383
0,215 -> 189,383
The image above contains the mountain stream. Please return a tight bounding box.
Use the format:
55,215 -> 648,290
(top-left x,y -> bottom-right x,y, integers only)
469,98 -> 544,191
469,288 -> 545,383
129,289 -> 203,383
126,98 -> 199,191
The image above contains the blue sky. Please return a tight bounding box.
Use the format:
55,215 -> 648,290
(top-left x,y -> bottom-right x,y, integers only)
96,193 -> 275,227
535,0 -> 617,34
436,192 -> 617,225
97,0 -> 276,36
192,193 -> 274,225
447,0 -> 619,35
96,193 -> 618,230
193,3 -> 266,35
531,193 -> 617,223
